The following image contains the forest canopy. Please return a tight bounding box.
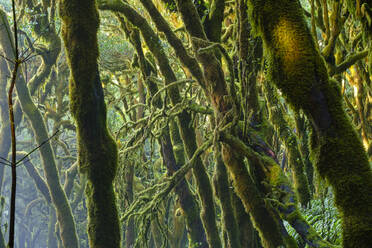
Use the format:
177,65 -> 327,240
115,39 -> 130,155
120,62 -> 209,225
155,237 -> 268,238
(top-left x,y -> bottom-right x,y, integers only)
0,0 -> 371,247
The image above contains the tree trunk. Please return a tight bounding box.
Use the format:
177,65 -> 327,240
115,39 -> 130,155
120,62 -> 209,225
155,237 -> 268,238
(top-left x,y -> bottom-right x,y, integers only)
174,1 -> 288,247
247,0 -> 372,246
263,82 -> 311,206
123,19 -> 208,247
0,8 -> 79,248
97,2 -> 222,247
212,147 -> 241,248
59,0 -> 121,247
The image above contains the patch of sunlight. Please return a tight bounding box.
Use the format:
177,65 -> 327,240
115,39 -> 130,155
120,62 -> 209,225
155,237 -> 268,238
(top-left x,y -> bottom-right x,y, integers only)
273,18 -> 302,72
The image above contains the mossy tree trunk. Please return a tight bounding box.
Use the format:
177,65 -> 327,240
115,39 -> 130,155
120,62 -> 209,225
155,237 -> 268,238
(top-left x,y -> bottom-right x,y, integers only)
122,18 -> 208,247
59,0 -> 121,247
237,0 -> 262,124
171,130 -> 209,247
212,147 -> 241,248
173,1 -> 289,247
247,0 -> 372,246
124,161 -> 135,247
231,192 -> 259,248
129,0 -> 290,246
295,114 -> 315,194
0,7 -> 79,248
263,81 -> 311,206
98,2 -> 222,247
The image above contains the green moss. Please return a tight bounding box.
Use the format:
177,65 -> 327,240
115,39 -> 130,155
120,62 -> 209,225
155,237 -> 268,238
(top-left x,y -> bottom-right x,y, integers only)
106,3 -> 221,246
247,0 -> 372,247
213,147 -> 241,248
60,0 -> 120,247
0,7 -> 79,247
220,143 -> 287,248
263,82 -> 311,206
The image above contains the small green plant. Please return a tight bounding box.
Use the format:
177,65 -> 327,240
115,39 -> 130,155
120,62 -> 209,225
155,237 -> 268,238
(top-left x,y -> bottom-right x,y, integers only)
285,196 -> 342,247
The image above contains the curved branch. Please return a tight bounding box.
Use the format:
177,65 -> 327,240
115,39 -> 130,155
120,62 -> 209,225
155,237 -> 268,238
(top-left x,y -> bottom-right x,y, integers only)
332,50 -> 368,76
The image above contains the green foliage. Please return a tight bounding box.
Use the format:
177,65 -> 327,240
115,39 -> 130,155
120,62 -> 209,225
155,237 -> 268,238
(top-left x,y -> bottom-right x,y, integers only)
160,0 -> 177,12
285,197 -> 342,247
0,0 -> 370,247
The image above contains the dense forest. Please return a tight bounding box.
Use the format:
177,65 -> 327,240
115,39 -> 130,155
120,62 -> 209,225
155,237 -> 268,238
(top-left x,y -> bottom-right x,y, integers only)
0,0 -> 371,247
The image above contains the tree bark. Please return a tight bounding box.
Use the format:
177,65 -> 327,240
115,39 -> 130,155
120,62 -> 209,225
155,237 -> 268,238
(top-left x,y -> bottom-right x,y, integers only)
97,2 -> 221,247
123,19 -> 208,247
59,0 -> 121,247
247,0 -> 372,247
0,8 -> 79,248
174,1 -> 288,247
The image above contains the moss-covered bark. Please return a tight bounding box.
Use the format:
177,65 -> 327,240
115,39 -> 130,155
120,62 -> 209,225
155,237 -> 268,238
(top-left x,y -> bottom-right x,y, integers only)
162,126 -> 208,248
138,0 -> 207,90
220,145 -> 288,247
98,2 -> 221,247
263,82 -> 311,206
295,114 -> 315,193
59,0 -> 120,247
124,19 -> 208,247
238,0 -> 262,124
221,131 -> 337,248
247,0 -> 372,246
0,8 -> 79,248
231,192 -> 259,248
203,0 -> 225,42
173,1 -> 292,247
213,147 -> 241,248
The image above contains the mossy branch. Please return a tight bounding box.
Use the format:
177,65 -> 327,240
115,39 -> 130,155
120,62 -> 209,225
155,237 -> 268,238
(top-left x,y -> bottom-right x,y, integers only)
331,50 -> 368,76
121,138 -> 212,222
219,131 -> 338,248
139,0 -> 207,89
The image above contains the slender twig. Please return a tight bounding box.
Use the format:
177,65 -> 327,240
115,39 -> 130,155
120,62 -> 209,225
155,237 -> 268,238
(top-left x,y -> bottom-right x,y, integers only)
0,161 -> 10,167
8,0 -> 19,246
0,53 -> 15,64
0,156 -> 11,164
15,130 -> 60,166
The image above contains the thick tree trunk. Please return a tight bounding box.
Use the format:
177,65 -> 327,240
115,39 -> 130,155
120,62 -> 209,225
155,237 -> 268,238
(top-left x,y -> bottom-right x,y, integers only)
231,192 -> 259,248
173,1 -> 288,247
59,0 -> 121,247
247,0 -> 372,247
